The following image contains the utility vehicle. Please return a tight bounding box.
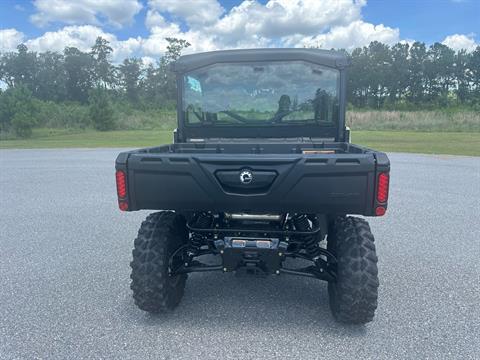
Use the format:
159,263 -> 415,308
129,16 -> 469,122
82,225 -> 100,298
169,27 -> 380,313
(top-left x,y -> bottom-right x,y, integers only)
115,49 -> 390,324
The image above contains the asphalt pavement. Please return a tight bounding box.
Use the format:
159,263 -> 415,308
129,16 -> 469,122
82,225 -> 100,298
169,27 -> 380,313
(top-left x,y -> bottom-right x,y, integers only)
0,149 -> 479,359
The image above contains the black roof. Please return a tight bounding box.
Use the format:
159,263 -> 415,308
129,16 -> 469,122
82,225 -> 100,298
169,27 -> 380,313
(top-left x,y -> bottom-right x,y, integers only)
172,48 -> 349,73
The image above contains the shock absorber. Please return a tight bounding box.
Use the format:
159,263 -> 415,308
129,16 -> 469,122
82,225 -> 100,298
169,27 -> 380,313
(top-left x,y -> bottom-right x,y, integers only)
293,214 -> 320,257
190,212 -> 213,252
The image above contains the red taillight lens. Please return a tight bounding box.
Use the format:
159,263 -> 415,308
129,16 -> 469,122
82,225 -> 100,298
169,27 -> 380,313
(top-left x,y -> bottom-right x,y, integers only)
377,172 -> 389,203
116,170 -> 127,199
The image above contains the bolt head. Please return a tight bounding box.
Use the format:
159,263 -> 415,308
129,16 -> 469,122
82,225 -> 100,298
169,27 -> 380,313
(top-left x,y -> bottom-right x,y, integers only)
223,267 -> 227,272
278,252 -> 283,256
276,270 -> 280,274
184,263 -> 189,267
220,250 -> 224,254
319,268 -> 324,273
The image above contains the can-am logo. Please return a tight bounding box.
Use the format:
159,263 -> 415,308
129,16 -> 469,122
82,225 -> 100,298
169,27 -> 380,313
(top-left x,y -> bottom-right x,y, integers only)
240,170 -> 253,184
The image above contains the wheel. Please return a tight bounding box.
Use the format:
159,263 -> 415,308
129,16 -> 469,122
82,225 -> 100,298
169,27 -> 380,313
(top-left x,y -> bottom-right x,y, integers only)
130,211 -> 188,313
327,216 -> 379,324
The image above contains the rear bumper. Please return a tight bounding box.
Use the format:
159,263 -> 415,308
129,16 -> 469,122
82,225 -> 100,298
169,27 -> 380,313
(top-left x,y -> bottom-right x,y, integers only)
116,149 -> 389,216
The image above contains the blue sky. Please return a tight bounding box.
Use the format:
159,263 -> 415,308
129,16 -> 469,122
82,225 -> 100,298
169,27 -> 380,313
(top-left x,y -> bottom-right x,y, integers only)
0,0 -> 478,62
363,0 -> 479,44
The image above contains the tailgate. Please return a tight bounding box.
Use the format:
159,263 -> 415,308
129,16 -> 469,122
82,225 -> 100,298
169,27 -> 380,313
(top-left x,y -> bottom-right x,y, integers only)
120,152 -> 377,215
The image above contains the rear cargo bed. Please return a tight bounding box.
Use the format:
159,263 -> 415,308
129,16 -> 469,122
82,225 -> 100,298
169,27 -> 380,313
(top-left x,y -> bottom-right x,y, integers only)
116,142 -> 388,216
131,141 -> 369,155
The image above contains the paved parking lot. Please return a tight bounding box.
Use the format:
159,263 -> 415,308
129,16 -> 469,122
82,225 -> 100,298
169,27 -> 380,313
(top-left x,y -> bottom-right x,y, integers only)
0,149 -> 479,359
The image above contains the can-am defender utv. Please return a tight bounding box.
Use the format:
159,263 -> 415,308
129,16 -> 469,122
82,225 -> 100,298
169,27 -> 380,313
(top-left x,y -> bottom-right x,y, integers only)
115,49 -> 390,324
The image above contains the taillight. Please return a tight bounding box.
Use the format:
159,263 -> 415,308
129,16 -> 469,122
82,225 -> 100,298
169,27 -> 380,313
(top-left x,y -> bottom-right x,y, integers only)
116,170 -> 127,199
377,172 -> 389,203
116,170 -> 128,211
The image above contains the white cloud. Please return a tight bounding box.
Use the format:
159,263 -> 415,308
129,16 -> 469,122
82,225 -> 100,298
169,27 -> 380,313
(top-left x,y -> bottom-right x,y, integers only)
178,0 -> 368,49
3,0 -> 423,62
142,26 -> 217,56
148,0 -> 224,28
142,0 -> 381,51
145,10 -> 168,30
24,25 -> 141,62
0,28 -> 26,52
142,23 -> 183,56
442,33 -> 478,52
26,25 -> 114,52
143,11 -> 217,54
112,37 -> 143,61
223,0 -> 365,38
30,0 -> 142,28
286,20 -> 400,50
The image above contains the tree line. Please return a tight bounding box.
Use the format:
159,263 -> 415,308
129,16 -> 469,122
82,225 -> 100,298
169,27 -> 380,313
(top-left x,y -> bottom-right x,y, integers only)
348,41 -> 480,109
0,37 -> 190,106
0,36 -> 479,137
0,37 -> 189,137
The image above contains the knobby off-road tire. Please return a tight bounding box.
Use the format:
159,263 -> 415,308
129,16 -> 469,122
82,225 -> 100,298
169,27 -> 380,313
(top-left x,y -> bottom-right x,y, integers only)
130,211 -> 188,313
327,216 -> 379,324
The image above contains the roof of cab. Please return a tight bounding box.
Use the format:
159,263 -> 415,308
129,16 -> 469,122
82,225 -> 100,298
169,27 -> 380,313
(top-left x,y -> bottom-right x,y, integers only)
172,48 -> 349,73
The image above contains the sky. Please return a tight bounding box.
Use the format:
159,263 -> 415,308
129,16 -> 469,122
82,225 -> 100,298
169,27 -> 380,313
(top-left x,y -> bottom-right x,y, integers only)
0,0 -> 479,63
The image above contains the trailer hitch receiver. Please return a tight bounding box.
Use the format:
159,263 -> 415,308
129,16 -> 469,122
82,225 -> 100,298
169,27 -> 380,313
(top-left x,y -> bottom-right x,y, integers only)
214,237 -> 288,275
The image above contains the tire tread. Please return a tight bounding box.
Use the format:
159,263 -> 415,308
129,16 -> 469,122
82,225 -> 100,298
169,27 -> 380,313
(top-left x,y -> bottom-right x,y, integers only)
328,216 -> 379,324
130,211 -> 187,313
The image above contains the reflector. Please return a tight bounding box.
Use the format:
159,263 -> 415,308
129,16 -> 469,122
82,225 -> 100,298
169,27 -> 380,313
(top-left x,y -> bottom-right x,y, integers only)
118,201 -> 129,211
375,206 -> 386,216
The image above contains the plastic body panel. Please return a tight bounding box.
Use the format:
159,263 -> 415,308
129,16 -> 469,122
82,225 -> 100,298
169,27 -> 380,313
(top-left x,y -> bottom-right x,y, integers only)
115,142 -> 389,216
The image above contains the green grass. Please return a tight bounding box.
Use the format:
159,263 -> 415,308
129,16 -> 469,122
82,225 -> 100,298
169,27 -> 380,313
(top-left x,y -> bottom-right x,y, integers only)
346,109 -> 480,132
1,128 -> 479,156
0,128 -> 173,149
352,131 -> 480,156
